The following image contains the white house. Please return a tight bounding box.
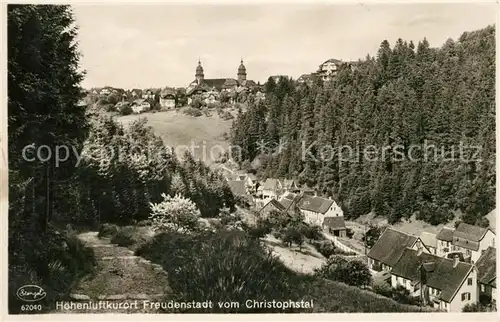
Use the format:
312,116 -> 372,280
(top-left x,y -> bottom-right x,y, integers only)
131,99 -> 151,114
367,227 -> 430,272
296,195 -> 343,226
437,223 -> 496,263
280,179 -> 300,194
436,226 -> 454,256
316,58 -> 342,82
142,89 -> 155,100
159,88 -> 176,109
262,178 -> 282,201
419,231 -> 438,255
391,247 -> 477,312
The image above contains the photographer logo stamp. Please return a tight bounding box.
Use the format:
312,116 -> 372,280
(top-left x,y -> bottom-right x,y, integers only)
16,285 -> 47,302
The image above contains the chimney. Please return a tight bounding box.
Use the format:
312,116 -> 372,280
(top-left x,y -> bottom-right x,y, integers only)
453,255 -> 460,268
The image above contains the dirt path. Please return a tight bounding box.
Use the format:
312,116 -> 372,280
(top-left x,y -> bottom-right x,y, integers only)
55,232 -> 171,313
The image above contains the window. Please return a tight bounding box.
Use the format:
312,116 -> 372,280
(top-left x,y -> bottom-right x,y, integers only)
481,284 -> 485,292
467,278 -> 473,286
461,292 -> 471,301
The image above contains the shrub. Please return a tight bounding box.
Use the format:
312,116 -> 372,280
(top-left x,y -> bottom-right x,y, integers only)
301,225 -> 324,241
312,240 -> 337,258
390,285 -> 420,305
373,280 -> 393,298
190,97 -> 203,109
462,302 -> 488,312
346,228 -> 355,239
281,226 -> 304,248
137,219 -> 152,227
119,105 -> 133,115
149,193 -> 201,233
247,217 -> 272,240
104,103 -> 116,112
110,226 -> 136,247
98,223 -> 119,238
315,256 -> 372,288
136,230 -> 297,312
183,107 -> 202,117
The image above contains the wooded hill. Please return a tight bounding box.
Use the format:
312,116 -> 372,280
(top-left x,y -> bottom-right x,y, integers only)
230,26 -> 495,226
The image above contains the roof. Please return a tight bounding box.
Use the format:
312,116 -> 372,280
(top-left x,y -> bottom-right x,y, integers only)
247,174 -> 257,181
227,180 -> 246,196
436,227 -> 454,242
224,78 -> 238,87
160,87 -> 176,98
241,80 -> 257,87
367,228 -> 418,267
486,209 -> 496,232
281,179 -> 298,190
455,223 -> 489,242
323,216 -> 346,230
321,58 -> 343,65
419,232 -> 438,249
279,192 -> 298,210
262,178 -> 281,191
391,248 -> 474,303
203,78 -> 230,90
452,223 -> 491,251
259,199 -> 286,214
297,195 -> 334,214
475,247 -> 496,286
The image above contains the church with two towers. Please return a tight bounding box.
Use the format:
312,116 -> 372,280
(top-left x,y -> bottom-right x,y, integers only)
185,59 -> 261,104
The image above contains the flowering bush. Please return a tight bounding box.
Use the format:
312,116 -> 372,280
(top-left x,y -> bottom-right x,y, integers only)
149,193 -> 201,233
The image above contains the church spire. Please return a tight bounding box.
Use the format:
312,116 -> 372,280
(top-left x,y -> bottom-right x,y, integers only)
238,58 -> 247,83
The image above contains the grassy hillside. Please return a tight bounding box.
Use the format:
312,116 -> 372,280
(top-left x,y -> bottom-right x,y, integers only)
134,229 -> 428,313
116,110 -> 233,165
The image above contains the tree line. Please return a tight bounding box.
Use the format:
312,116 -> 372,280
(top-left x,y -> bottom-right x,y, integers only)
231,26 -> 495,226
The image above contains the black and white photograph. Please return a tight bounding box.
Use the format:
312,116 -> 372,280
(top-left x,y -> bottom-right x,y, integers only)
5,1 -> 498,316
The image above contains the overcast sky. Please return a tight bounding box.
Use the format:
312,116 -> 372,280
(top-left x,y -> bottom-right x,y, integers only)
73,3 -> 496,89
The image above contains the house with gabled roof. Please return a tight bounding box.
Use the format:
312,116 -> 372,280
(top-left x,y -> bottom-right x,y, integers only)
297,194 -> 343,228
453,223 -> 495,263
259,199 -> 288,219
159,87 -> 176,109
475,246 -> 496,307
439,223 -> 496,263
277,192 -> 345,235
130,99 -> 151,114
367,227 -> 430,272
391,247 -> 477,312
420,231 -> 438,255
262,178 -> 283,200
280,179 -> 300,194
436,226 -> 454,256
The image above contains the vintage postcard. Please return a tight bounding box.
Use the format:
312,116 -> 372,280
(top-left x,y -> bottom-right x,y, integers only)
4,1 -> 498,318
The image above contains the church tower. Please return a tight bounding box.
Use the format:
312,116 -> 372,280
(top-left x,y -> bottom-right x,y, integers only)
237,58 -> 247,83
195,59 -> 204,84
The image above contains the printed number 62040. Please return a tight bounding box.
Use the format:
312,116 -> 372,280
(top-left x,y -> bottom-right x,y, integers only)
21,304 -> 42,311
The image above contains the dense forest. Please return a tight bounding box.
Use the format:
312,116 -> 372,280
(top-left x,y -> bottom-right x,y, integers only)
8,5 -> 235,311
231,26 -> 495,226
